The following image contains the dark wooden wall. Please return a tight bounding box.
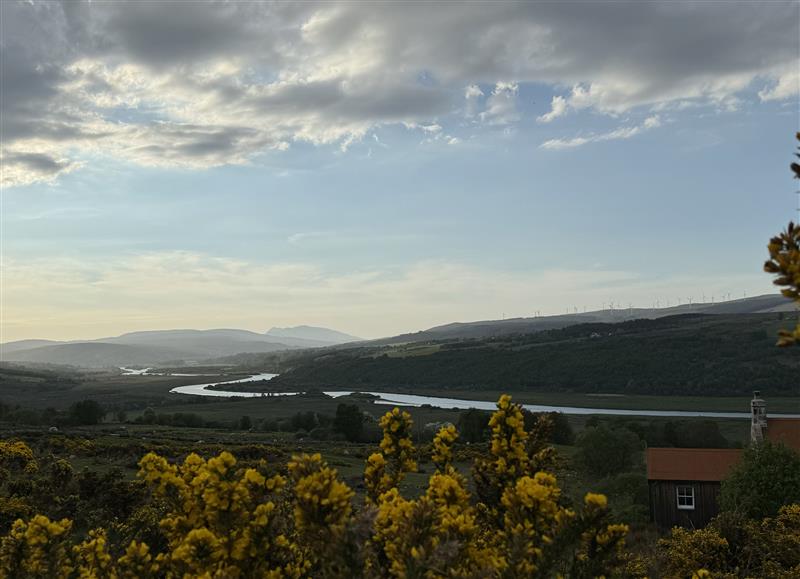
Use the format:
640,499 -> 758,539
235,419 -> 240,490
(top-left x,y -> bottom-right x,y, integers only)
649,480 -> 721,529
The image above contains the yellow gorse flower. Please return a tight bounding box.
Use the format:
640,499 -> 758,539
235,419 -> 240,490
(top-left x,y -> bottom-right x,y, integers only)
0,514 -> 73,579
0,395 -> 639,578
584,492 -> 609,511
137,450 -> 303,578
431,424 -> 458,473
488,395 -> 530,479
366,407 -> 417,503
288,453 -> 354,535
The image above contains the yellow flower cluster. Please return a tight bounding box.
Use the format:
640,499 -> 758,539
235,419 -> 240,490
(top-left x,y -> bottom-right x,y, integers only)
366,408 -> 417,503
659,526 -> 731,579
364,452 -> 391,504
489,395 -> 529,478
379,408 -> 418,476
764,134 -> 800,346
425,471 -> 475,536
73,529 -> 114,578
372,471 -> 495,578
498,473 -> 570,576
0,442 -> 38,476
659,503 -> 800,578
584,492 -> 608,511
0,514 -> 73,578
431,424 -> 457,473
287,453 -> 357,578
765,221 -> 800,345
369,400 -> 629,578
116,541 -> 157,579
288,453 -> 354,536
473,395 -> 533,510
138,450 -> 305,578
0,395 -> 637,578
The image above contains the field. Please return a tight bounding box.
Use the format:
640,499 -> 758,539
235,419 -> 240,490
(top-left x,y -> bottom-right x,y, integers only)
0,358 -> 795,577
1,362 -> 786,447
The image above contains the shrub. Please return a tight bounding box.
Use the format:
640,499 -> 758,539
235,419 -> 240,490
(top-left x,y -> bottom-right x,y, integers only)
720,441 -> 800,519
0,395 -> 636,578
657,504 -> 800,578
67,400 -> 105,426
575,425 -> 642,477
333,404 -> 364,442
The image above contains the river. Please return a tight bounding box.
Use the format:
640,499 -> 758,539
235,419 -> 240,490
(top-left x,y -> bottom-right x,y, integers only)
147,369 -> 800,419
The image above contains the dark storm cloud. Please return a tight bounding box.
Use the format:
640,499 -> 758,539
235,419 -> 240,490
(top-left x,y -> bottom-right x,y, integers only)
4,152 -> 69,174
247,78 -> 451,122
99,2 -> 280,68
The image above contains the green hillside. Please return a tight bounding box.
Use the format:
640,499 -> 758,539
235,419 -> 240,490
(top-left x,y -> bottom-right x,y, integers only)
267,313 -> 799,396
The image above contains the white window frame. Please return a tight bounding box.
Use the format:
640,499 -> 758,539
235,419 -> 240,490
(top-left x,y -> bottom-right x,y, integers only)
676,485 -> 695,510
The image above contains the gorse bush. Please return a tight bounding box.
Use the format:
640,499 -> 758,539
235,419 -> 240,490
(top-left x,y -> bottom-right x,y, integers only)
657,505 -> 800,578
763,132 -> 800,346
0,395 -> 638,578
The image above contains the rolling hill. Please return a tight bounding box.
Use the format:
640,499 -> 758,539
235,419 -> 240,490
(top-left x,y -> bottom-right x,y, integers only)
265,326 -> 362,346
268,311 -> 800,397
0,325 -> 361,368
373,294 -> 795,344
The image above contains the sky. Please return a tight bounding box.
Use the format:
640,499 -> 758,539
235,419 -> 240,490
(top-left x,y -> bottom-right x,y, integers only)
1,1 -> 799,342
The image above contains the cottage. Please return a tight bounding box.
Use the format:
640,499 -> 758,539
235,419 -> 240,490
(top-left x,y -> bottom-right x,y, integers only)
647,447 -> 741,528
647,392 -> 800,529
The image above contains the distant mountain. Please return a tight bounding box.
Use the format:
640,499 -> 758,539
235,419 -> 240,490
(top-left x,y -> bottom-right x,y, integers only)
0,339 -> 61,355
2,299 -> 790,368
1,342 -> 193,367
266,325 -> 362,345
373,294 -> 796,344
1,326 -> 359,368
102,329 -> 295,356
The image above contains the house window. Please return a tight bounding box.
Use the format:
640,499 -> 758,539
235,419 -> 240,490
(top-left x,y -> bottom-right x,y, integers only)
676,485 -> 695,510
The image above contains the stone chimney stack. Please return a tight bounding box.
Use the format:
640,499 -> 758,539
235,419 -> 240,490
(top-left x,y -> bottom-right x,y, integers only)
750,391 -> 767,445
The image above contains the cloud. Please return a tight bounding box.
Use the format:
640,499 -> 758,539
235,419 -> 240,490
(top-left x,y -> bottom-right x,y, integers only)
404,121 -> 460,145
2,1 -> 797,186
480,82 -> 520,125
758,68 -> 800,101
540,115 -> 662,150
537,95 -> 568,123
1,152 -> 82,188
465,85 -> 484,99
464,83 -> 485,117
287,231 -> 327,245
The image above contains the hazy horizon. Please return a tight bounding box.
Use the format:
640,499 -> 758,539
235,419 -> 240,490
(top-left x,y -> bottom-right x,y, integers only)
2,293 -> 791,345
2,1 -> 798,343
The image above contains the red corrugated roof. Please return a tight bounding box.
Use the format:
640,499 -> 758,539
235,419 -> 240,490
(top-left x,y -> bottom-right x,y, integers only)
767,418 -> 800,451
646,448 -> 743,482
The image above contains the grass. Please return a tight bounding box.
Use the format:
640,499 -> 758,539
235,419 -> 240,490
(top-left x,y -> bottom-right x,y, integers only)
381,344 -> 443,358
0,365 -> 779,452
379,388 -> 800,414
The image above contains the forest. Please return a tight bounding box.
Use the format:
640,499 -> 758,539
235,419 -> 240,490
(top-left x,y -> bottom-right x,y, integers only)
264,314 -> 799,396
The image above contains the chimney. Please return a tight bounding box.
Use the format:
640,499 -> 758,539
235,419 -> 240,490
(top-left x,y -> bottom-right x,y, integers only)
750,391 -> 767,445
